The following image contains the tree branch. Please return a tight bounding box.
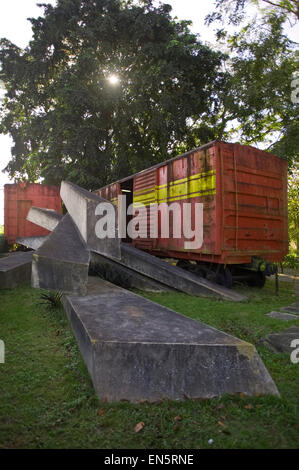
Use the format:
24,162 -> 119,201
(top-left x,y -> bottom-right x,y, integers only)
261,0 -> 299,19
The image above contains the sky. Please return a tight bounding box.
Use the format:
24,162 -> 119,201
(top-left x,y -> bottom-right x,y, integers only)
0,0 -> 298,224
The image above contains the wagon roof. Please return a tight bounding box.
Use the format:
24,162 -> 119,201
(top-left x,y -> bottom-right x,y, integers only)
97,140 -> 219,191
96,140 -> 280,191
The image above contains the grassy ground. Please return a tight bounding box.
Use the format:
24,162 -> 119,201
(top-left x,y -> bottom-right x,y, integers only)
0,278 -> 298,449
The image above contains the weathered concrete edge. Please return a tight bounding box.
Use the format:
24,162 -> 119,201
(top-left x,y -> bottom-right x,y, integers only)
27,206 -> 63,231
120,245 -> 247,302
0,262 -> 32,288
62,289 -> 279,402
0,252 -> 33,288
60,181 -> 121,260
32,254 -> 90,296
60,182 -> 88,242
16,236 -> 48,250
90,252 -> 172,292
87,341 -> 280,402
32,251 -> 90,267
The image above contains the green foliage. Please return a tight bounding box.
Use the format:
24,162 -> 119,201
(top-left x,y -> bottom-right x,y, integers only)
0,0 -> 225,189
205,0 -> 299,25
205,5 -> 299,164
0,282 -> 298,448
0,0 -> 297,187
39,290 -> 63,310
0,233 -> 6,253
287,168 -> 299,252
282,253 -> 299,269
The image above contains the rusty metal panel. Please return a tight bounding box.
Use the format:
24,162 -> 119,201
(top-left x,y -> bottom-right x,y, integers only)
149,148 -> 217,255
131,147 -> 218,255
110,183 -> 120,206
133,169 -> 157,251
218,142 -> 288,263
97,183 -> 121,205
4,183 -> 62,245
17,200 -> 32,238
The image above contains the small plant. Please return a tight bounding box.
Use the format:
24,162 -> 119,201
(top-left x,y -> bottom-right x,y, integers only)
0,234 -> 6,253
282,253 -> 299,271
39,290 -> 63,310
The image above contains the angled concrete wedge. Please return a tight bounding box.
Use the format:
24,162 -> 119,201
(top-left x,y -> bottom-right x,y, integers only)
90,252 -> 171,293
60,181 -> 120,259
119,244 -> 246,301
27,206 -> 63,231
32,213 -> 90,295
0,252 -> 33,288
63,276 -> 279,402
16,236 -> 48,250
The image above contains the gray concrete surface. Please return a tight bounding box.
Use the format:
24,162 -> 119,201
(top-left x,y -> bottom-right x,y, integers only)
280,306 -> 299,315
16,236 -> 48,250
260,327 -> 299,354
118,244 -> 246,302
0,252 -> 33,288
27,206 -> 63,231
266,311 -> 298,321
60,181 -> 121,260
32,214 -> 90,295
90,252 -> 171,292
62,276 -> 279,402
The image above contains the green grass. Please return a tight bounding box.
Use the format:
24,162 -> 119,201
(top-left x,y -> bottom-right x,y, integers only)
0,226 -> 3,235
0,279 -> 298,449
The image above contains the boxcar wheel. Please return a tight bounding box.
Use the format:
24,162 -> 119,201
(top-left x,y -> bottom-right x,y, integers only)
216,268 -> 233,289
223,268 -> 233,289
176,260 -> 192,270
247,271 -> 266,288
195,267 -> 207,279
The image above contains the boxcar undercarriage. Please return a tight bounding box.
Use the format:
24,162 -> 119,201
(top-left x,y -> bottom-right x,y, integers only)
175,257 -> 277,289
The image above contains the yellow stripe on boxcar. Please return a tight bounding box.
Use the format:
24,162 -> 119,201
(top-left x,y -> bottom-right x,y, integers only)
133,170 -> 216,207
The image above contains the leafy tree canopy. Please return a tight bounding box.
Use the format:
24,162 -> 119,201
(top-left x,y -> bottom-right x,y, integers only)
206,0 -> 299,25
288,165 -> 299,253
1,0 -> 298,188
0,0 -> 226,188
205,0 -> 299,168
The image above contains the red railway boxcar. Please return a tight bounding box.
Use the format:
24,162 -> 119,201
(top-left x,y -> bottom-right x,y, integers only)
96,141 -> 288,287
4,182 -> 62,245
